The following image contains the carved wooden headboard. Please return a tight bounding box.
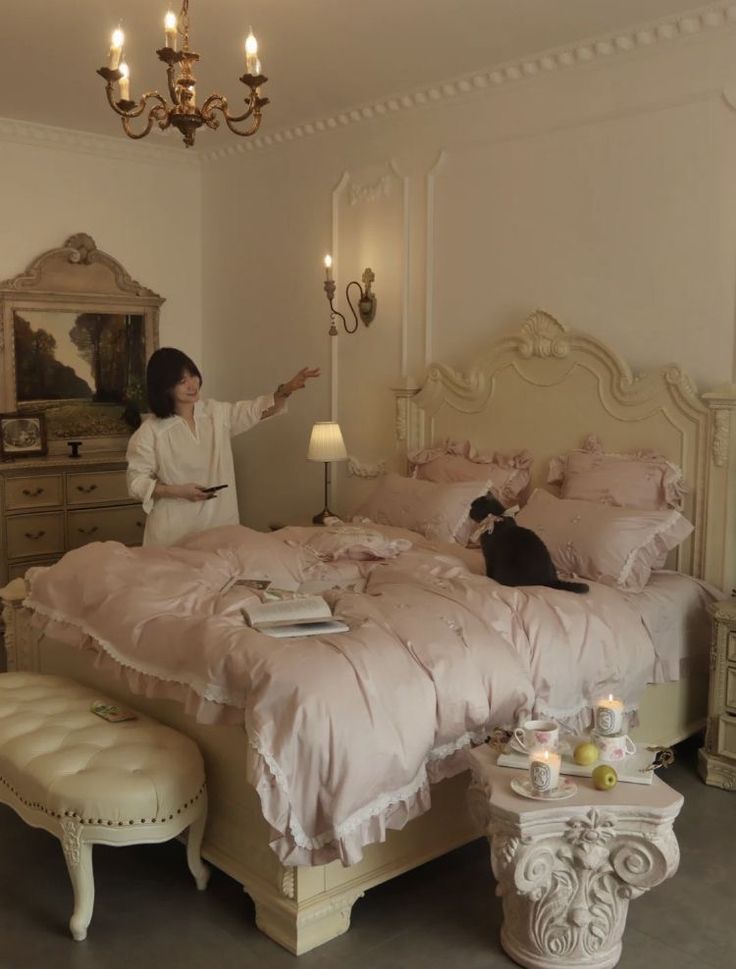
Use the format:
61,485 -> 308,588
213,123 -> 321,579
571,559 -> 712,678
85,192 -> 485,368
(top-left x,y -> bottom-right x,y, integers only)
393,311 -> 736,592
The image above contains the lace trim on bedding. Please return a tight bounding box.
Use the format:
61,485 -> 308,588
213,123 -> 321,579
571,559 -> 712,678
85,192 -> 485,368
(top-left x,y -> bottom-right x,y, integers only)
22,596 -> 243,709
617,509 -> 685,588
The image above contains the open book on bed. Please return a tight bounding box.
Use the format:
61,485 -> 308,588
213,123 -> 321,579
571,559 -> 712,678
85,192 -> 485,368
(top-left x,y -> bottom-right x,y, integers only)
242,593 -> 349,639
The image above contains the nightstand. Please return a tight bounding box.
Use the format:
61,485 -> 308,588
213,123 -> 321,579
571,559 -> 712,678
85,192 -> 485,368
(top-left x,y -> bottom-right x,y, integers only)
698,599 -> 736,791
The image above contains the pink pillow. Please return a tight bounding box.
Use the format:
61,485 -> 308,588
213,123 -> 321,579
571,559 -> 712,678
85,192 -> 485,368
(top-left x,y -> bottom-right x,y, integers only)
516,489 -> 693,593
354,473 -> 490,543
548,434 -> 685,510
410,439 -> 532,505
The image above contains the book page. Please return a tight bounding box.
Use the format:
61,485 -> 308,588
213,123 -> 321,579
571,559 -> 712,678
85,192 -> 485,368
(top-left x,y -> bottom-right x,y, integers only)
244,594 -> 332,629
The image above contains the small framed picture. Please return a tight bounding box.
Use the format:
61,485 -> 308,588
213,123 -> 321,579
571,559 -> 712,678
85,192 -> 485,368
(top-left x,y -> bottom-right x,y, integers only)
0,412 -> 47,460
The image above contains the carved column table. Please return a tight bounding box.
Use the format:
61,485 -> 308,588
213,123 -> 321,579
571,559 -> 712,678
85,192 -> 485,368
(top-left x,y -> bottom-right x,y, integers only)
467,745 -> 683,969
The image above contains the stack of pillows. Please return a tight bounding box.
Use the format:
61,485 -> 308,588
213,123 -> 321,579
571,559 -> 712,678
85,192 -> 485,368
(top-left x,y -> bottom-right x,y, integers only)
354,434 -> 693,593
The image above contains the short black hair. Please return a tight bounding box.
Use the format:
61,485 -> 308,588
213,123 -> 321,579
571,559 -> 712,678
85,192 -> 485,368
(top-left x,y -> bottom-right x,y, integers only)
146,347 -> 203,418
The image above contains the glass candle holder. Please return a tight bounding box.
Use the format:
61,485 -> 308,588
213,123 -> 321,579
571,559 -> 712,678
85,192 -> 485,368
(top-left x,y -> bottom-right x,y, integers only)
529,747 -> 561,793
594,694 -> 625,736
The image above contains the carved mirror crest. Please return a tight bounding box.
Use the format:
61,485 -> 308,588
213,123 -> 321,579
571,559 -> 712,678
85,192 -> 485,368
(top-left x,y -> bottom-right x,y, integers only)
0,233 -> 162,452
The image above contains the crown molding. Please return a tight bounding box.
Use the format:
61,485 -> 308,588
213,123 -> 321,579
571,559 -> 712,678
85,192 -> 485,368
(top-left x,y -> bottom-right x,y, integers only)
201,1 -> 736,163
0,117 -> 200,168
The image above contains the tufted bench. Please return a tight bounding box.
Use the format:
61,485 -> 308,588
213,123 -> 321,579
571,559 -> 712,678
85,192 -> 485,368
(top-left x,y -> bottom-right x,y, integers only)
0,672 -> 209,941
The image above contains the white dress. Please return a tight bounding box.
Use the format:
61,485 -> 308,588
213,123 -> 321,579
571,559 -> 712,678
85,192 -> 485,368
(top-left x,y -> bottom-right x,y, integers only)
126,395 -> 285,547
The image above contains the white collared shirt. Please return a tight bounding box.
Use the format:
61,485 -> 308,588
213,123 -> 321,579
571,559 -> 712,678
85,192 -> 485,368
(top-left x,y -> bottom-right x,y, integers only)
126,396 -> 284,546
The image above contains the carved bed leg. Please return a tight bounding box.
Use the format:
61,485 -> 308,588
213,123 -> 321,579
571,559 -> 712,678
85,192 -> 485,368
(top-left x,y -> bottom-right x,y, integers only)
186,791 -> 210,891
61,823 -> 95,942
245,879 -> 364,955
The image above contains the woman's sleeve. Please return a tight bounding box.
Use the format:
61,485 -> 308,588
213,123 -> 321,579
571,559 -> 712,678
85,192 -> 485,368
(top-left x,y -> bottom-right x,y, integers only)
224,395 -> 287,437
126,423 -> 158,514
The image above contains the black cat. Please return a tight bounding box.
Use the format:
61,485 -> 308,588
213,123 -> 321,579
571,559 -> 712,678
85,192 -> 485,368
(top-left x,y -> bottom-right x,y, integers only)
470,495 -> 589,594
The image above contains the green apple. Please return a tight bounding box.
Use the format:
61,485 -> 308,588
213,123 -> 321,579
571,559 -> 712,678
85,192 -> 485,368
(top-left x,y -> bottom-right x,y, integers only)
573,741 -> 599,766
592,764 -> 618,791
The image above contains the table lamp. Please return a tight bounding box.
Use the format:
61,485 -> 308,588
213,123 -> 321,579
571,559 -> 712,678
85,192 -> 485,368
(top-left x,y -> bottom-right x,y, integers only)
307,421 -> 348,524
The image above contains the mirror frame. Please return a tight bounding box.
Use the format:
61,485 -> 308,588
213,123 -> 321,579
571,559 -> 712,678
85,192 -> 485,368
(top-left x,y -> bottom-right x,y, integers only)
0,233 -> 162,453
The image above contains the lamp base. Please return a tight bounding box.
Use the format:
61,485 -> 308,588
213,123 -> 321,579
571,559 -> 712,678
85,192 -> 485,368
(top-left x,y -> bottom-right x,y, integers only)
312,507 -> 336,525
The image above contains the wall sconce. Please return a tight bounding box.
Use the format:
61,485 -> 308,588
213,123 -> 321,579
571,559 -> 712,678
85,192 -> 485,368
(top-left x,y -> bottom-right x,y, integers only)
323,255 -> 377,336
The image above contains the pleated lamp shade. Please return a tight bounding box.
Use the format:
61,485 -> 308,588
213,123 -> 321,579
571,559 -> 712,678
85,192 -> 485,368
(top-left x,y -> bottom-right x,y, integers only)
307,422 -> 348,462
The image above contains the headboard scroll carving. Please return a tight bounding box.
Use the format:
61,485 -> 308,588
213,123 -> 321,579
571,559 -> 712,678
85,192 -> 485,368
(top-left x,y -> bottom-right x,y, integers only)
393,310 -> 736,593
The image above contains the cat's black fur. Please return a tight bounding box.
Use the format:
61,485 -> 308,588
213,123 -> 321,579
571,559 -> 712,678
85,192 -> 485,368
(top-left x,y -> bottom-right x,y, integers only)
471,495 -> 589,594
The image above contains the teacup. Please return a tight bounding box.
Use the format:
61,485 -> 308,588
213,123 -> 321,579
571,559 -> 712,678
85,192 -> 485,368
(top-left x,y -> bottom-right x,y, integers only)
513,719 -> 560,752
595,733 -> 637,763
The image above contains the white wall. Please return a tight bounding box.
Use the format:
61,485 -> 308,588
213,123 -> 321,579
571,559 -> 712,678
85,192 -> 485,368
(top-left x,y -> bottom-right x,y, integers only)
0,133 -> 203,362
201,26 -> 736,530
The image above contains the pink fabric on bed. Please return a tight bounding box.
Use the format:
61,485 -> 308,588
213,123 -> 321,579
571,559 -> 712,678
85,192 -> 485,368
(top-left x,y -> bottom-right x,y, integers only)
410,440 -> 532,504
548,434 -> 686,510
517,489 -> 694,592
25,525 -> 656,867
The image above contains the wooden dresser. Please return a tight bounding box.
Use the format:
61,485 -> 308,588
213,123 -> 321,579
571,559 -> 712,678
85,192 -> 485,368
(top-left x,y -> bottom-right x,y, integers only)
698,599 -> 736,791
0,452 -> 144,585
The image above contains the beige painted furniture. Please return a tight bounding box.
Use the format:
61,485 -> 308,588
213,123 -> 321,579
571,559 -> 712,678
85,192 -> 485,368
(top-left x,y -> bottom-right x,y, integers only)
0,453 -> 144,585
698,599 -> 736,790
467,744 -> 683,969
1,312 -> 733,955
0,672 -> 209,941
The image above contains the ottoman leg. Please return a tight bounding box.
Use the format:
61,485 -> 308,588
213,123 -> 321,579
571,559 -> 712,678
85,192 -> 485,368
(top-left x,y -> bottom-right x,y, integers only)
186,792 -> 210,891
61,821 -> 94,942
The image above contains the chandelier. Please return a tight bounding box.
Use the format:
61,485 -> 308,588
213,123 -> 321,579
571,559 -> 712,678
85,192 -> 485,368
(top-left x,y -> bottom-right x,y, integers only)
97,1 -> 269,148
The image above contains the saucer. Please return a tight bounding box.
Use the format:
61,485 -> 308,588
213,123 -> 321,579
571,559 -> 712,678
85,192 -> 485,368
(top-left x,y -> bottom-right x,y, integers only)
510,777 -> 577,801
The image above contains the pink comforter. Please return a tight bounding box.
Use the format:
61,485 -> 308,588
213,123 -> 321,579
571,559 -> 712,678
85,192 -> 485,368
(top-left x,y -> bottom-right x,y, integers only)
24,525 -> 656,866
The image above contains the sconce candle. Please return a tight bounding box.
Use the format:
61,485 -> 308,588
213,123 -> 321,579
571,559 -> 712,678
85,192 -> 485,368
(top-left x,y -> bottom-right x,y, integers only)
118,62 -> 131,101
529,748 -> 561,794
108,28 -> 124,70
245,29 -> 259,73
164,11 -> 178,50
324,254 -> 333,281
595,694 -> 625,737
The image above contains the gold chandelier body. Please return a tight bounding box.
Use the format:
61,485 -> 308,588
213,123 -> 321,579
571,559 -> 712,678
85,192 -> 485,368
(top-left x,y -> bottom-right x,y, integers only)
97,1 -> 269,148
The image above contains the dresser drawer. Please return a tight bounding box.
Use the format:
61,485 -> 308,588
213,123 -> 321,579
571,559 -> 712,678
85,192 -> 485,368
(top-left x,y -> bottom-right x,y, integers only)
728,632 -> 736,663
67,505 -> 145,549
8,556 -> 62,580
4,474 -> 63,511
66,470 -> 130,506
726,666 -> 736,713
6,513 -> 65,559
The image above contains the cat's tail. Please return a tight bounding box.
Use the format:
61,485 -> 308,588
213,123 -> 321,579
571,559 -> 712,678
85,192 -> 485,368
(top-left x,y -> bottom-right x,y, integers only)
548,579 -> 590,594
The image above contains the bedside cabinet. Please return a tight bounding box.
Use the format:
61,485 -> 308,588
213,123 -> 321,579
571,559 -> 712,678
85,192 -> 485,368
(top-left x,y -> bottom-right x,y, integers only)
698,599 -> 736,791
0,452 -> 144,585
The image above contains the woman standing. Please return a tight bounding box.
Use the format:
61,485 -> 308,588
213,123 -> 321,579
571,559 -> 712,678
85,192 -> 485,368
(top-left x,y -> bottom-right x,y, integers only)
126,347 -> 319,546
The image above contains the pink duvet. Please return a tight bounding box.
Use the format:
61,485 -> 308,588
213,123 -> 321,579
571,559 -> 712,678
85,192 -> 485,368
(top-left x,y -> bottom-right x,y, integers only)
24,524 -> 656,866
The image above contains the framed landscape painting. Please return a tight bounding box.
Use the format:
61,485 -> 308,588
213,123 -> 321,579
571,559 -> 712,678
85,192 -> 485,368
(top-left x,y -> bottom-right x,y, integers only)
0,233 -> 162,451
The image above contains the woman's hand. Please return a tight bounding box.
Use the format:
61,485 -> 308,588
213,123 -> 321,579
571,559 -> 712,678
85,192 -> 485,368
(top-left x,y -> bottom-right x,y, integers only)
166,483 -> 211,502
277,367 -> 321,398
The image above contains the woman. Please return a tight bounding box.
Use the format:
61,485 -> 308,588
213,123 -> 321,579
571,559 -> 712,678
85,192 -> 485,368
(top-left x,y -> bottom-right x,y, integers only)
126,347 -> 320,546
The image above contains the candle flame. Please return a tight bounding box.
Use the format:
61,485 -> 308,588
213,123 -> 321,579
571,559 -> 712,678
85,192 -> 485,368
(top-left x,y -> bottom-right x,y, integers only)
112,28 -> 124,49
165,11 -> 177,30
324,254 -> 332,269
245,29 -> 258,56
119,62 -> 130,79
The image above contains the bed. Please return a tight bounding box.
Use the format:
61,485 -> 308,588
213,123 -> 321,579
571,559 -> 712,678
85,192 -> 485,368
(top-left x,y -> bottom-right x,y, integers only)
2,310 -> 735,955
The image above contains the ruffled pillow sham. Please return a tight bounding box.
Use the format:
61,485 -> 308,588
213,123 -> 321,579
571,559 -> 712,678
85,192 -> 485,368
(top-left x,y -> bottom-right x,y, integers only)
410,439 -> 532,505
548,434 -> 686,511
353,472 -> 490,544
516,488 -> 694,593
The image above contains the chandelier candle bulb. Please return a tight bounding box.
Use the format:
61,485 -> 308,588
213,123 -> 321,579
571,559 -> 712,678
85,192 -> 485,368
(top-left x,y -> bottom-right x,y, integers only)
529,748 -> 561,794
108,28 -> 124,70
245,29 -> 258,73
164,11 -> 178,50
595,694 -> 625,736
118,63 -> 130,101
324,254 -> 333,281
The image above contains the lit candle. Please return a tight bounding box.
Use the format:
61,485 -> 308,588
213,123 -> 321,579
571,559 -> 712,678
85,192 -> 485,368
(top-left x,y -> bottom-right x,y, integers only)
118,62 -> 130,101
164,11 -> 177,50
108,27 -> 124,70
529,748 -> 561,794
595,694 -> 625,737
245,29 -> 258,74
324,254 -> 333,281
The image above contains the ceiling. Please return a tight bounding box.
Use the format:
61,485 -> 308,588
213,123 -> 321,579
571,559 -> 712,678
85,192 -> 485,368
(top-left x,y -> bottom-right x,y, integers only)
0,1 -> 712,148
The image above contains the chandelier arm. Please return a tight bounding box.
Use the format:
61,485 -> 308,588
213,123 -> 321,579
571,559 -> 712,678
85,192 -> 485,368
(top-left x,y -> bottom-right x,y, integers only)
201,98 -> 264,138
121,103 -> 171,140
105,86 -> 169,121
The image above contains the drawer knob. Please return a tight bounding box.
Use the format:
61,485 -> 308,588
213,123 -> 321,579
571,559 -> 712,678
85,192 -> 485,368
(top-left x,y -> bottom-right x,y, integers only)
136,521 -> 144,528
24,530 -> 46,540
76,484 -> 98,494
77,526 -> 99,536
21,487 -> 45,497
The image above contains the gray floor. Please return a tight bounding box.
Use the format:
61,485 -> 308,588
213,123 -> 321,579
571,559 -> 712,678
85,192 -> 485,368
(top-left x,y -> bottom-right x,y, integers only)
0,736 -> 734,969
